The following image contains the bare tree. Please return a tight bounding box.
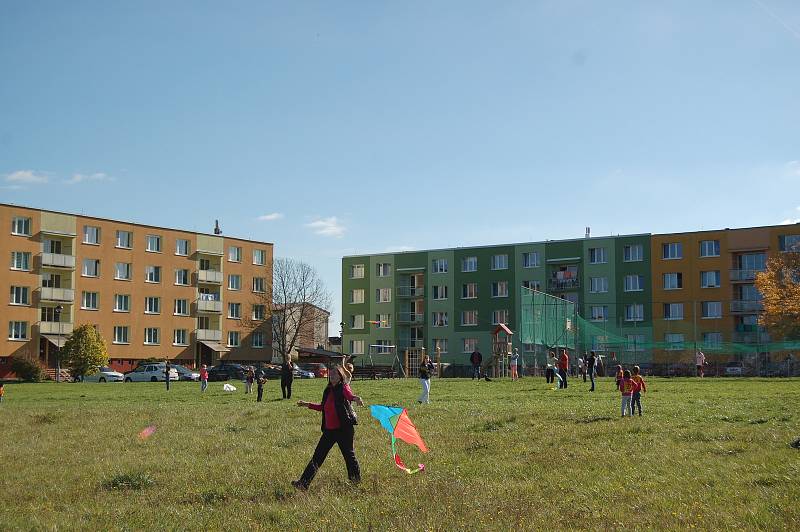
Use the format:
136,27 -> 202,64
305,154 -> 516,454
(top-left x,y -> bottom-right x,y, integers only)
243,257 -> 332,362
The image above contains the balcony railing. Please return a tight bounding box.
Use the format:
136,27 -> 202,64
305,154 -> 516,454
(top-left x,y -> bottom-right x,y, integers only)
196,329 -> 222,341
396,286 -> 425,298
729,269 -> 764,282
397,312 -> 424,324
40,253 -> 76,269
37,321 -> 74,335
547,278 -> 580,291
730,300 -> 763,313
198,270 -> 223,284
196,300 -> 222,313
38,287 -> 75,302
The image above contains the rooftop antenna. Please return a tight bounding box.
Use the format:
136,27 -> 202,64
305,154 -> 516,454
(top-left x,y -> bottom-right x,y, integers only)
214,220 -> 222,235
585,226 -> 591,239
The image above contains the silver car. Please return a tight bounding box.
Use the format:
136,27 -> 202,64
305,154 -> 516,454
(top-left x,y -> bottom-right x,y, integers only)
81,366 -> 125,382
124,363 -> 179,382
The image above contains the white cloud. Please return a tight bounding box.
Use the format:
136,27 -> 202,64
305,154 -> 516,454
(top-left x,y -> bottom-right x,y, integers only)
65,172 -> 115,185
786,161 -> 800,177
306,217 -> 345,238
780,218 -> 800,225
5,170 -> 49,184
257,213 -> 284,221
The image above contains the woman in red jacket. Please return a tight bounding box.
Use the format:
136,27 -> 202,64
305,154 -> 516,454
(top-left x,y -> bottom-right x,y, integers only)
292,365 -> 364,490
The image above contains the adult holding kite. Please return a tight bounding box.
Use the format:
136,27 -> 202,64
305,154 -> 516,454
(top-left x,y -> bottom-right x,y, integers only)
292,365 -> 364,491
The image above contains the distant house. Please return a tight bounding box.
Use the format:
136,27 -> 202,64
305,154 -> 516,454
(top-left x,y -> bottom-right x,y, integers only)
272,303 -> 330,363
328,336 -> 342,353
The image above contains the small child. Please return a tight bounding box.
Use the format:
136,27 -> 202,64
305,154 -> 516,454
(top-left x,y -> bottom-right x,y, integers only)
0,382 -> 4,403
615,365 -> 624,390
619,369 -> 635,417
256,377 -> 265,402
630,366 -> 647,416
344,363 -> 354,385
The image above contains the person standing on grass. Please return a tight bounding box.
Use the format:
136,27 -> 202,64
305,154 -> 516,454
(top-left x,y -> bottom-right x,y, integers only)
695,350 -> 706,378
292,365 -> 363,491
558,349 -> 569,389
546,351 -> 557,384
470,348 -> 483,380
199,364 -> 209,393
619,369 -> 635,417
257,376 -> 265,402
164,360 -> 171,391
510,348 -> 520,381
0,382 -> 4,403
587,351 -> 597,392
630,366 -> 647,416
281,358 -> 294,399
418,354 -> 434,403
245,366 -> 255,394
614,365 -> 624,390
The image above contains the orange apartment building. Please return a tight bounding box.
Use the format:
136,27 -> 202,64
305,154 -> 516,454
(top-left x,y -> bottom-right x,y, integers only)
1,203 -> 273,376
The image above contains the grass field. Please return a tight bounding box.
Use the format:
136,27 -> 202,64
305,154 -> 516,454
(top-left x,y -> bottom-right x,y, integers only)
1,376 -> 798,530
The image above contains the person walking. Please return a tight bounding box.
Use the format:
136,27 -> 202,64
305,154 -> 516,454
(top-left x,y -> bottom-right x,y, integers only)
470,348 -> 483,380
558,349 -> 569,389
630,366 -> 647,416
695,350 -> 706,378
257,376 -> 265,402
418,355 -> 434,403
292,366 -> 364,490
587,351 -> 597,392
245,366 -> 255,394
546,351 -> 558,384
164,360 -> 171,391
199,364 -> 208,393
619,369 -> 635,417
281,358 -> 294,399
510,348 -> 520,381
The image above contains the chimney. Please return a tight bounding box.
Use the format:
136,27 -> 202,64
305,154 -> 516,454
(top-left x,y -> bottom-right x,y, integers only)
585,227 -> 591,239
214,220 -> 222,235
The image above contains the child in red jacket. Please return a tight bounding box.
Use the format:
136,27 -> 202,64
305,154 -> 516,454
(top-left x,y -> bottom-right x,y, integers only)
630,366 -> 647,416
619,369 -> 635,417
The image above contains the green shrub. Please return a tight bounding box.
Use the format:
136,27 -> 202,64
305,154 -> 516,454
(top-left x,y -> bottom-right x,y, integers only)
10,357 -> 44,382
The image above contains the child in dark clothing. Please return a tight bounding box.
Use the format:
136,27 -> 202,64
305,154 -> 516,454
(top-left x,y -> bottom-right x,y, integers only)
257,377 -> 265,402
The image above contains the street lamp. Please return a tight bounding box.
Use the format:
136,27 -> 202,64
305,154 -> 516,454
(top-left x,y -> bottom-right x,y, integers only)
54,305 -> 63,383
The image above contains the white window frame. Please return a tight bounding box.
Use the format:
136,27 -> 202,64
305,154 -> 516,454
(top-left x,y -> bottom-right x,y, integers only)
8,321 -> 28,340
522,251 -> 539,268
433,285 -> 448,300
113,326 -> 129,345
228,302 -> 241,319
377,314 -> 390,328
228,246 -> 242,262
227,331 -> 240,347
461,310 -> 478,326
350,289 -> 365,304
81,291 -> 99,310
146,235 -> 162,253
662,242 -> 682,260
588,247 -> 607,264
228,274 -> 241,291
145,265 -> 161,283
490,254 -> 508,270
491,281 -> 508,298
351,314 -> 365,329
115,262 -> 132,281
492,309 -> 509,325
626,334 -> 645,352
144,327 -> 160,345
11,252 -> 32,271
82,258 -> 100,277
175,269 -> 190,286
174,299 -> 189,316
699,240 -> 720,258
432,312 -> 448,327
625,303 -> 644,322
700,270 -> 721,288
590,305 -> 608,321
376,288 -> 391,303
350,340 -> 365,355
663,303 -> 684,320
252,305 -> 266,321
463,338 -> 478,353
116,230 -> 132,249
663,272 -> 682,290
701,301 -> 722,319
461,256 -> 477,272
253,249 -> 266,265
114,294 -> 130,312
589,277 -> 608,293
702,332 -> 722,348
144,297 -> 161,314
252,277 -> 266,293
173,329 -> 188,346
432,259 -> 448,274
623,244 -> 643,262
349,264 -> 365,279
176,239 -> 190,256
432,338 -> 448,354
11,217 -> 31,236
624,274 -> 643,292
462,283 -> 478,299
10,286 -> 30,305
665,333 -> 684,350
251,331 -> 264,348
83,225 -> 101,245
376,263 -> 391,277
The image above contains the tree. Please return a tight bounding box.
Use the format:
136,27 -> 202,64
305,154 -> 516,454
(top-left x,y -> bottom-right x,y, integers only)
755,252 -> 800,339
61,324 -> 109,379
10,356 -> 44,382
243,258 -> 331,363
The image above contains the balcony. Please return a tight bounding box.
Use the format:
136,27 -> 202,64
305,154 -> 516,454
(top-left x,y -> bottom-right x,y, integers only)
547,278 -> 580,291
196,300 -> 222,313
40,253 -> 76,269
396,286 -> 425,298
37,321 -> 74,335
730,300 -> 763,313
397,312 -> 424,324
729,269 -> 764,282
198,270 -> 223,284
38,287 -> 75,302
196,329 -> 222,341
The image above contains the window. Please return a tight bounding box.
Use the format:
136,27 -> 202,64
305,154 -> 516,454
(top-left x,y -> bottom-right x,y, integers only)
590,306 -> 608,321
81,291 -> 99,310
376,263 -> 391,277
113,326 -> 129,344
588,247 -> 607,264
377,314 -> 390,328
491,254 -> 508,270
461,256 -> 477,272
83,225 -> 100,245
663,272 -> 683,290
173,329 -> 188,346
198,316 -> 210,330
44,239 -> 62,254
738,253 -> 766,271
176,239 -> 190,256
700,270 -> 721,288
10,286 -> 29,305
624,244 -> 643,262
174,299 -> 188,316
145,297 -> 161,314
11,217 -> 31,236
253,249 -> 266,265
350,289 -> 365,304
228,274 -> 241,290
462,283 -> 478,299
522,280 -> 541,290
432,259 -> 448,273
82,259 -> 100,277
227,331 -> 240,347
146,235 -> 162,252
376,288 -> 391,303
432,312 -> 448,327
349,264 -> 365,278
702,301 -> 722,318
115,262 -> 132,280
11,252 -> 31,271
700,240 -> 720,257
626,334 -> 645,352
433,285 -> 448,300
252,304 -> 266,320
624,274 -> 644,292
144,328 -> 160,345
41,273 -> 61,288
145,266 -> 161,283
228,246 -> 242,262
662,242 -> 682,259
779,234 -> 800,252
663,303 -> 684,320
703,332 -> 722,348
591,335 -> 609,351
432,338 -> 448,354
175,269 -> 189,285
251,332 -> 265,348
228,303 -> 241,319
350,314 -> 365,329
625,304 -> 644,322
492,309 -> 509,325
491,281 -> 508,297
41,307 -> 61,322
116,230 -> 132,249
589,277 -> 608,293
463,338 -> 478,353
522,251 -> 539,268
461,310 -> 478,326
114,294 -> 130,312
350,340 -> 365,355
250,277 -> 265,293
665,333 -> 684,350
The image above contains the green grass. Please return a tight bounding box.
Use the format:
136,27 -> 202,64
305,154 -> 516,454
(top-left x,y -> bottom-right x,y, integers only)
1,377 -> 798,530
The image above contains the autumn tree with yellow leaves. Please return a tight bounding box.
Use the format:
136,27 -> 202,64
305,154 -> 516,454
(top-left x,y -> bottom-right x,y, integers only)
755,252 -> 800,339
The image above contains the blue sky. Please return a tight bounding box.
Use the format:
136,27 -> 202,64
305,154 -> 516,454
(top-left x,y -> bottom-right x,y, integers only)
2,0 -> 799,328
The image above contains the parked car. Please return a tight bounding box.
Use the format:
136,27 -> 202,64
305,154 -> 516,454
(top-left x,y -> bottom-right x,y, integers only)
293,363 -> 315,379
207,364 -> 247,382
80,366 -> 125,383
172,364 -> 200,381
124,363 -> 179,382
298,363 -> 328,379
725,362 -> 744,376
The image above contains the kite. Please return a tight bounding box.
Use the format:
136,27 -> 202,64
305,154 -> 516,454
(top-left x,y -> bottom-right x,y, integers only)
370,405 -> 429,474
